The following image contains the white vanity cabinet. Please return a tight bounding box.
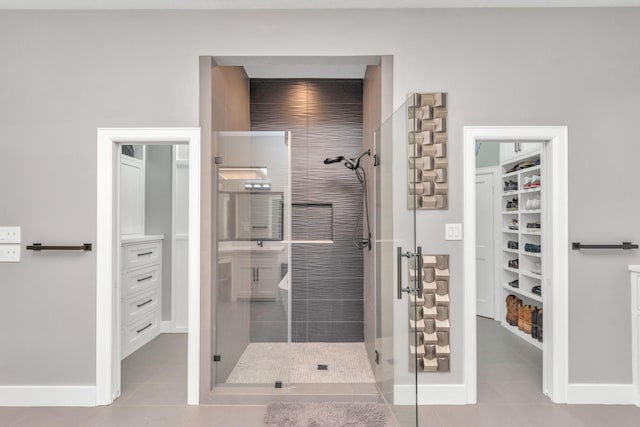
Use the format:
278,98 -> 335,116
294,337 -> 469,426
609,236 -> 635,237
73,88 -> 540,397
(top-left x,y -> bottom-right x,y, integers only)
631,266 -> 640,406
219,244 -> 284,302
121,236 -> 163,359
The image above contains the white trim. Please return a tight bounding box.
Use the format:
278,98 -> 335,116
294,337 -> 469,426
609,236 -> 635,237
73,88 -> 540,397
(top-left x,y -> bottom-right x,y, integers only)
0,386 -> 96,407
566,384 -> 635,405
463,126 -> 569,404
395,384 -> 468,405
96,128 -> 201,406
160,320 -> 188,333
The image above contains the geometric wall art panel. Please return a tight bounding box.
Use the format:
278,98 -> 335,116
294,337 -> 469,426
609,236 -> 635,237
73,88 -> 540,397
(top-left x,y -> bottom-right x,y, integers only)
407,93 -> 448,209
408,254 -> 450,372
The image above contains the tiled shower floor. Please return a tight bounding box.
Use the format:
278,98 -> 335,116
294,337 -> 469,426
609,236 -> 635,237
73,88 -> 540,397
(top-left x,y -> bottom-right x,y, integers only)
225,342 -> 375,384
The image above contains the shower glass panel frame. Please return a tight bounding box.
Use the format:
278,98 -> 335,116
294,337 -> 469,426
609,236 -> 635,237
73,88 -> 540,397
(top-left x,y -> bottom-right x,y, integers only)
374,97 -> 420,426
213,131 -> 292,388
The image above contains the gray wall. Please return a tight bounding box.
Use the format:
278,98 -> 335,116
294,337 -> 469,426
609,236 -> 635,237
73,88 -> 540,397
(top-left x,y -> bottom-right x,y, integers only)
475,142 -> 500,168
145,145 -> 173,320
250,79 -> 365,342
1,8 -> 639,388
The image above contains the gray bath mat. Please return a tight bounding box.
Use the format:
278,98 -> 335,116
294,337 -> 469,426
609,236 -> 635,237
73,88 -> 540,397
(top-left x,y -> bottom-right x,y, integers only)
263,402 -> 388,427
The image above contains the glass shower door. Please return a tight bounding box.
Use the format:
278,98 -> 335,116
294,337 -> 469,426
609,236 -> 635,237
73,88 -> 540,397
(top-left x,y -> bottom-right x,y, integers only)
374,97 -> 421,426
213,131 -> 292,388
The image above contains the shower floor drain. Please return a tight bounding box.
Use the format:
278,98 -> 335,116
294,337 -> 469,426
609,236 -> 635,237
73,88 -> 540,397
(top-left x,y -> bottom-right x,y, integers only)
317,364 -> 328,370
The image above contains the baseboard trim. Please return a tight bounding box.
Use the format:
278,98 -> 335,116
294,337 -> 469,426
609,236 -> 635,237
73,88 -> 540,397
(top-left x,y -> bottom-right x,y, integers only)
395,384 -> 468,405
160,321 -> 187,333
566,383 -> 635,405
0,386 -> 96,407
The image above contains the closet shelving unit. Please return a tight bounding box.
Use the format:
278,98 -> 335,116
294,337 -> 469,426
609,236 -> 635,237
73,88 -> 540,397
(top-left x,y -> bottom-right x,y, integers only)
500,146 -> 543,349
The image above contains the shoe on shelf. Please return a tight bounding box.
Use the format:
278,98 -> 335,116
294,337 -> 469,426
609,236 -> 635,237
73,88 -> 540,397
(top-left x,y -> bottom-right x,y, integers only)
531,262 -> 541,275
531,285 -> 541,296
506,197 -> 518,211
524,243 -> 541,253
508,258 -> 519,269
508,279 -> 519,288
507,240 -> 519,250
523,175 -> 541,189
506,295 -> 521,326
525,198 -> 541,210
503,179 -> 518,192
526,221 -> 541,230
508,219 -> 519,230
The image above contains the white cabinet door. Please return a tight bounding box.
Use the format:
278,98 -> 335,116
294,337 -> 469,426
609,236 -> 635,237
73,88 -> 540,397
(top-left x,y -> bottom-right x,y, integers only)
500,142 -> 519,162
518,142 -> 542,158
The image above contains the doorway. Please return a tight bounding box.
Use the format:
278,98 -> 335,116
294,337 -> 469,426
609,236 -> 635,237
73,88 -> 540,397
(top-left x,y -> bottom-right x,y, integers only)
95,128 -> 201,406
463,126 -> 569,404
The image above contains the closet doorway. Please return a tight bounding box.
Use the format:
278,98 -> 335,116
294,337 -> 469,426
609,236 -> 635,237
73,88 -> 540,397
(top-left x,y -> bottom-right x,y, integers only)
96,128 -> 201,406
463,127 -> 569,404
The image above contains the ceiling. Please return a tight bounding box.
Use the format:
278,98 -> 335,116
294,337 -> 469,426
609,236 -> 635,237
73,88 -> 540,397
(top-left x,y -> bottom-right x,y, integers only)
1,0 -> 639,9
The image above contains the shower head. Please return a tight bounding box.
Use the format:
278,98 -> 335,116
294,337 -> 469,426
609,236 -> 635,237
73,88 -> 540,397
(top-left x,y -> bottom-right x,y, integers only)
323,150 -> 371,170
323,156 -> 345,165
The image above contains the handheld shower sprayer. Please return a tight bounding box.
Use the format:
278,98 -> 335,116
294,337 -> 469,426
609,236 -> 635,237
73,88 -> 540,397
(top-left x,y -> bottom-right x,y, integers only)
322,149 -> 373,250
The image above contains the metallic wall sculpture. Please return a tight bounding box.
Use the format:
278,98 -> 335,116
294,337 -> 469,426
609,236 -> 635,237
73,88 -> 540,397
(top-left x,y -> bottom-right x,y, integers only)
409,254 -> 450,372
407,93 -> 448,210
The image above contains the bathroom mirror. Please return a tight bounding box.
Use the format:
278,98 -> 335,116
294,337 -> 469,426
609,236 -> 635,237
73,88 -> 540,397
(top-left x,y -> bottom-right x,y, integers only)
218,191 -> 284,241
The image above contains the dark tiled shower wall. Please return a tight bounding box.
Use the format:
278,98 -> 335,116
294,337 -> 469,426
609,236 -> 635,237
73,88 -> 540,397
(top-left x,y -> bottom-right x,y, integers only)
250,79 -> 364,342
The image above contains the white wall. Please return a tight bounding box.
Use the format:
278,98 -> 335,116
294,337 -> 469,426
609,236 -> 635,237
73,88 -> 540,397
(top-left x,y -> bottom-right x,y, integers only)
0,8 -> 639,389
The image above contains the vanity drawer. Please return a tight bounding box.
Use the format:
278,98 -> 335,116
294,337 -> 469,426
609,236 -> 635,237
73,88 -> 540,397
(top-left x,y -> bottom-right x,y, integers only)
124,241 -> 162,270
124,288 -> 160,324
124,264 -> 161,297
123,310 -> 160,357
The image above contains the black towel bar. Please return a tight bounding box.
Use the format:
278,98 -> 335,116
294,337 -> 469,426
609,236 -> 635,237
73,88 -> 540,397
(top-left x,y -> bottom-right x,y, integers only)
572,242 -> 638,250
27,243 -> 92,251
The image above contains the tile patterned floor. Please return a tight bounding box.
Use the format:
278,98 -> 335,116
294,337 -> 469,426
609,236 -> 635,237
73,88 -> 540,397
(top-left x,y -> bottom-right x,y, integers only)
3,323 -> 640,426
226,342 -> 375,384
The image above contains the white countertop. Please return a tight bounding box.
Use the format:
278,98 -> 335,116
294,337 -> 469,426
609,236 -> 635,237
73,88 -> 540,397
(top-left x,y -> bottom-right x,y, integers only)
218,242 -> 285,254
121,234 -> 164,244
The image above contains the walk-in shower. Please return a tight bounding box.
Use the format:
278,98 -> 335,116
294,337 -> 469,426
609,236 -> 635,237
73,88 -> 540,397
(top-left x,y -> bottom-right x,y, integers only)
323,149 -> 372,250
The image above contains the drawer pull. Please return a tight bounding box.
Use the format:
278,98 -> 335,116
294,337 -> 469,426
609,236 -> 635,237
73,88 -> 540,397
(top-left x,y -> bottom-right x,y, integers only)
137,323 -> 153,333
137,251 -> 153,257
136,299 -> 153,308
252,226 -> 268,229
137,275 -> 153,282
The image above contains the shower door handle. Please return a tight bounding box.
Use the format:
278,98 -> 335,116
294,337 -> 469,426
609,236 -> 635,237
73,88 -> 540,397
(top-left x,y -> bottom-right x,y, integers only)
416,246 -> 423,299
397,247 -> 411,299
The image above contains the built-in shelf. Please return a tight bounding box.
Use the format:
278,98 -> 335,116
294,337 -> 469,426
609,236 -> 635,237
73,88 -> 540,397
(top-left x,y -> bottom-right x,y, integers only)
500,146 -> 544,349
502,228 -> 519,234
502,164 -> 541,179
502,283 -> 543,303
520,270 -> 542,280
501,320 -> 543,350
521,187 -> 541,194
521,229 -> 542,235
521,251 -> 542,258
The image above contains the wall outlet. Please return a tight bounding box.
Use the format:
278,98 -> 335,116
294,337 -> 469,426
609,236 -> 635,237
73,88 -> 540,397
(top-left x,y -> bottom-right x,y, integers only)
0,245 -> 21,262
0,226 -> 21,244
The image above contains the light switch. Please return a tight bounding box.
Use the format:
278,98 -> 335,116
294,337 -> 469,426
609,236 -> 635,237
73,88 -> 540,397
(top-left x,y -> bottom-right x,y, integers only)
0,245 -> 20,262
0,226 -> 21,244
445,223 -> 462,241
